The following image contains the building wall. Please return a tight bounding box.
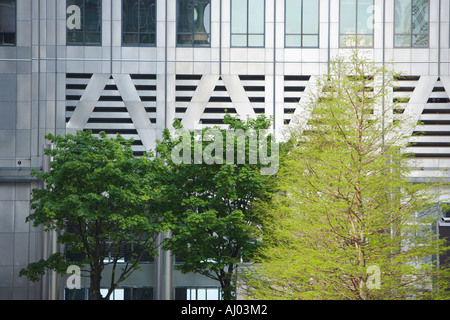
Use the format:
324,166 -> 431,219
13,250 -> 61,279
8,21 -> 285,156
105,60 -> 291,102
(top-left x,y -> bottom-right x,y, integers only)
0,0 -> 449,300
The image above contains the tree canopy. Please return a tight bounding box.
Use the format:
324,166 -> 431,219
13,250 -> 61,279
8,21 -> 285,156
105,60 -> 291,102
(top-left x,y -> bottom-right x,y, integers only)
242,51 -> 450,300
157,115 -> 277,300
20,130 -> 169,300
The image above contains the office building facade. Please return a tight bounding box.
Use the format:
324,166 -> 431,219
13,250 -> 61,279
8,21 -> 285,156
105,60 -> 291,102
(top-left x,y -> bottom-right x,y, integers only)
0,0 -> 449,299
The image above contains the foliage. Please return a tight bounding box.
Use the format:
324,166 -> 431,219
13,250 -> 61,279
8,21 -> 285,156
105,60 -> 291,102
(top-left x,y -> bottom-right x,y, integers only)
156,114 -> 277,300
20,131 -> 169,300
242,51 -> 450,300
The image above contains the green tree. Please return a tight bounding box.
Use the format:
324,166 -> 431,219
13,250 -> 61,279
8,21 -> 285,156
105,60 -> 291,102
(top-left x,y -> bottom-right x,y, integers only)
156,115 -> 277,300
20,131 -> 169,300
243,51 -> 450,300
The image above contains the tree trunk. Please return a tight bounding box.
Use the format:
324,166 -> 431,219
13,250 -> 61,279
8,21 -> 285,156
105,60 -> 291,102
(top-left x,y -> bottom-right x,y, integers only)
90,267 -> 104,300
222,280 -> 235,301
220,266 -> 236,300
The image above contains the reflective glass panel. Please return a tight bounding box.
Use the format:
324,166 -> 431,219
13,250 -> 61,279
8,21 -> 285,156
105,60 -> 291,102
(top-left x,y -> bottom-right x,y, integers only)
248,34 -> 264,47
340,0 -> 374,47
394,0 -> 412,34
177,0 -> 211,46
231,0 -> 247,34
413,34 -> 428,47
357,0 -> 373,35
231,34 -> 247,46
395,34 -> 411,47
394,0 -> 428,47
231,0 -> 265,47
248,0 -> 264,34
340,0 -> 357,34
412,0 -> 428,34
303,34 -> 319,47
303,0 -> 319,34
286,34 -> 301,47
285,0 -> 318,47
285,0 -> 302,34
67,0 -> 101,45
122,0 -> 156,46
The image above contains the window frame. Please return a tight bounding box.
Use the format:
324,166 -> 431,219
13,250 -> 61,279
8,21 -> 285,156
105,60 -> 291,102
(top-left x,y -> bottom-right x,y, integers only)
284,0 -> 320,48
230,0 -> 266,48
121,0 -> 157,47
0,0 -> 16,46
394,0 -> 430,48
339,0 -> 375,48
66,0 -> 102,46
176,0 -> 212,47
175,287 -> 223,301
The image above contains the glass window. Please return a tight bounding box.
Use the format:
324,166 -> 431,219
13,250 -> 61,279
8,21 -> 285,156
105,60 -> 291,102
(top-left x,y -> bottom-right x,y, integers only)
100,288 -> 124,300
0,0 -> 16,45
67,0 -> 102,45
177,0 -> 211,46
175,287 -> 222,300
231,0 -> 265,47
122,0 -> 157,46
102,240 -> 155,264
124,287 -> 154,300
339,0 -> 374,47
394,0 -> 429,47
285,0 -> 319,47
64,288 -> 89,300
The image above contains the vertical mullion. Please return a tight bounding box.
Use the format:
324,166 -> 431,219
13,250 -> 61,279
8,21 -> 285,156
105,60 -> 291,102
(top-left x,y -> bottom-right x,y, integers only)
411,0 -> 413,46
300,0 -> 303,47
138,0 -> 141,44
355,0 -> 358,44
82,0 -> 86,44
247,0 -> 250,46
191,1 -> 194,46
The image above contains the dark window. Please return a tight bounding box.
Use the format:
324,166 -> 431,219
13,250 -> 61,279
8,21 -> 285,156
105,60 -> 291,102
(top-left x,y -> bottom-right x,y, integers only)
177,0 -> 211,46
0,0 -> 16,46
64,288 -> 90,300
122,0 -> 157,46
67,0 -> 102,45
124,287 -> 154,300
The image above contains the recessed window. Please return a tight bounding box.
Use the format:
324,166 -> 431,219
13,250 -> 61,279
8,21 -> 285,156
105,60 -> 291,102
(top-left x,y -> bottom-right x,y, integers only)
339,0 -> 374,48
394,0 -> 429,47
177,0 -> 211,47
122,0 -> 157,46
66,0 -> 101,46
0,0 -> 16,46
231,0 -> 265,47
285,0 -> 319,48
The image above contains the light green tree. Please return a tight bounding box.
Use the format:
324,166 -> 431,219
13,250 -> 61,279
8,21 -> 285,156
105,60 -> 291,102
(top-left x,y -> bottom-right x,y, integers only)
243,51 -> 450,300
